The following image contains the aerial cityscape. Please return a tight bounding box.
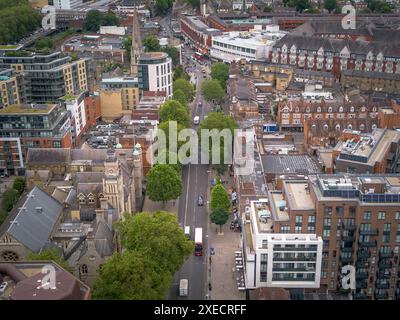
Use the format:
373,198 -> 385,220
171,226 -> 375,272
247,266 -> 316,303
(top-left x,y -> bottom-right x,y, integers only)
1,0 -> 400,303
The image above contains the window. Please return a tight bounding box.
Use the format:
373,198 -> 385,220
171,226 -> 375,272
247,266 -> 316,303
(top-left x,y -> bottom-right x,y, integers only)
382,234 -> 390,243
80,264 -> 88,275
336,207 -> 344,215
321,271 -> 327,279
295,226 -> 302,233
378,212 -> 386,220
363,211 -> 371,220
383,223 -> 391,233
324,207 -> 332,216
308,215 -> 316,224
396,235 -> 400,243
349,207 -> 356,217
323,229 -> 331,237
395,212 -> 400,220
260,254 -> 267,282
295,215 -> 303,224
308,226 -> 316,233
324,218 -> 332,227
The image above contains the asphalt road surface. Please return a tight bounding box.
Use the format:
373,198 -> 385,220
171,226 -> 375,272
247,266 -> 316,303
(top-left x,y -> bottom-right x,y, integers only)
168,53 -> 213,300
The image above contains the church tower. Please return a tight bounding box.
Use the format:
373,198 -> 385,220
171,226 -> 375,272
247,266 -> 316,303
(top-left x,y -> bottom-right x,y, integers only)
130,8 -> 143,76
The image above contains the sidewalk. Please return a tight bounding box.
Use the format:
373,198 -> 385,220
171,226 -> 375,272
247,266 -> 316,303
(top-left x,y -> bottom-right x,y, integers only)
207,171 -> 245,300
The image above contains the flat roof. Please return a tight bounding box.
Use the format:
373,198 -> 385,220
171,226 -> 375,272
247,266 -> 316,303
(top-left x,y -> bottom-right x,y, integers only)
139,52 -> 168,60
284,181 -> 315,210
0,104 -> 55,114
261,155 -> 321,175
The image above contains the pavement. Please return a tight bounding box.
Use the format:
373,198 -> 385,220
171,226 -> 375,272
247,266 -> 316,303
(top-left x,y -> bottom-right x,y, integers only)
207,173 -> 245,300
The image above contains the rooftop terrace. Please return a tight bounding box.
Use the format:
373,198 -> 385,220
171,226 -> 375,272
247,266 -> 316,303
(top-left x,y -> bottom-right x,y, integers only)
0,104 -> 55,114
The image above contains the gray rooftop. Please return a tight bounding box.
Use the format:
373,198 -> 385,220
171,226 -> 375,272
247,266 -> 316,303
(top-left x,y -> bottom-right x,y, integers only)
1,187 -> 63,253
261,155 -> 321,175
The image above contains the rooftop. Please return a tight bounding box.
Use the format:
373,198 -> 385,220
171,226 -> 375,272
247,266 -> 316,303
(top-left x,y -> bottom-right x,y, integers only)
139,52 -> 168,60
283,181 -> 315,211
261,155 -> 321,175
0,104 -> 56,114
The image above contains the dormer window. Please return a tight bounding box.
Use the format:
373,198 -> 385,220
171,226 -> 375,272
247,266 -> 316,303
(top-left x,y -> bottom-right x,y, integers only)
350,106 -> 354,113
339,106 -> 343,113
359,123 -> 365,131
306,107 -> 310,113
88,193 -> 95,204
328,107 -> 332,113
78,194 -> 86,205
323,124 -> 329,131
348,124 -> 353,130
335,124 -> 341,131
317,107 -> 321,113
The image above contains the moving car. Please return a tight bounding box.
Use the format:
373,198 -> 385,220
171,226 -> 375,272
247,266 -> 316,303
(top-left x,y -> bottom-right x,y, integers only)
184,226 -> 190,238
197,196 -> 204,206
193,116 -> 200,125
179,279 -> 188,297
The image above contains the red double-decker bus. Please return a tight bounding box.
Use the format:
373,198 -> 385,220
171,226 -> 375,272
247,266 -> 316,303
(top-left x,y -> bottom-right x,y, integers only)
194,227 -> 203,256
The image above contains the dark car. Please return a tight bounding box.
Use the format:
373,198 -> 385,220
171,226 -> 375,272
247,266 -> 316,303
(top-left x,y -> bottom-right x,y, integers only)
197,196 -> 204,206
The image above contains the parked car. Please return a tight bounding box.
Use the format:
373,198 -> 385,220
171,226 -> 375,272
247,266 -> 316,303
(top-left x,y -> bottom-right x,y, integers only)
0,282 -> 8,294
197,196 -> 204,206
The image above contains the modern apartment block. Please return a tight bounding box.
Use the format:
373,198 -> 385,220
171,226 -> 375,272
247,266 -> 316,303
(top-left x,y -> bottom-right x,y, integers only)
0,52 -> 92,103
274,174 -> 400,300
0,104 -> 71,175
137,52 -> 173,97
0,69 -> 27,109
242,199 -> 323,289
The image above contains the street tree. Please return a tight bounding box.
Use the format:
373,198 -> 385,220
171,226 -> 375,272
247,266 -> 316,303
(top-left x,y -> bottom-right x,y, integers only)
173,78 -> 195,102
143,35 -> 161,52
146,164 -> 182,204
154,149 -> 182,174
199,111 -> 238,134
173,66 -> 190,81
324,0 -> 337,12
13,177 -> 25,195
93,251 -> 172,300
84,10 -> 119,32
201,79 -> 225,104
210,182 -> 231,212
28,248 -> 70,271
172,89 -> 189,108
211,63 -> 229,90
159,100 -> 190,127
210,207 -> 229,235
163,46 -> 179,66
117,211 -> 194,274
158,121 -> 189,150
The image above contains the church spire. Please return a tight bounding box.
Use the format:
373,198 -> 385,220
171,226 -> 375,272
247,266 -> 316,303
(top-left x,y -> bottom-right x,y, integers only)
130,7 -> 143,76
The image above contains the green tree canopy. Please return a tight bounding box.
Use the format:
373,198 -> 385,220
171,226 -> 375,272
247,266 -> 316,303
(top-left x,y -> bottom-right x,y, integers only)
117,211 -> 194,274
158,120 -> 188,150
324,0 -> 337,13
93,251 -> 172,299
163,46 -> 179,66
210,182 -> 231,212
285,0 -> 311,12
2,189 -> 19,212
28,248 -> 70,271
156,0 -> 173,15
173,65 -> 190,82
84,10 -> 119,32
366,0 -> 394,13
0,2 -> 41,45
123,36 -> 132,62
143,35 -> 161,52
210,207 -> 229,234
159,100 -> 190,127
201,79 -> 225,104
34,38 -> 54,51
263,5 -> 273,12
211,63 -> 229,90
172,89 -> 189,107
13,177 -> 25,195
199,111 -> 238,134
146,164 -> 182,203
173,78 -> 195,102
154,149 -> 182,174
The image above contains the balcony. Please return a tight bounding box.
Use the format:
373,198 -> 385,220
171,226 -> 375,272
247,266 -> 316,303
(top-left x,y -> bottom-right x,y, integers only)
273,256 -> 316,262
359,228 -> 379,236
272,267 -> 315,272
343,223 -> 356,231
378,260 -> 392,269
356,271 -> 368,279
357,250 -> 371,259
375,292 -> 389,300
375,283 -> 390,290
273,247 -> 318,252
379,252 -> 393,259
358,239 -> 377,247
356,281 -> 368,289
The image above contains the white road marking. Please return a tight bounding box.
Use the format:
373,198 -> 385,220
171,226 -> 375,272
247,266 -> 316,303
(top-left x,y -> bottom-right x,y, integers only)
184,164 -> 191,227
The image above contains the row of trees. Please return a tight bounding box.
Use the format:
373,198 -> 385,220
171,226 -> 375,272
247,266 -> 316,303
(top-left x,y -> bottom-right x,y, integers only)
210,180 -> 230,234
0,177 -> 26,226
84,10 -> 119,32
93,211 -> 194,299
0,0 -> 41,45
200,62 -> 229,105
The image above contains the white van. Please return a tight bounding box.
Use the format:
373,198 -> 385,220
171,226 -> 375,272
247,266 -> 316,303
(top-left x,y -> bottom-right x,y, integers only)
179,279 -> 188,297
193,116 -> 200,125
184,226 -> 190,238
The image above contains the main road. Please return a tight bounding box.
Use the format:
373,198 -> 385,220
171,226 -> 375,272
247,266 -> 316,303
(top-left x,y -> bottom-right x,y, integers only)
168,54 -> 213,300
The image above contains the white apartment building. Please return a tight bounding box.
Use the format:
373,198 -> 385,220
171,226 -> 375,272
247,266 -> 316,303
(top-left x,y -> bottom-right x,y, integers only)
62,92 -> 87,143
138,52 -> 173,97
54,0 -> 82,10
242,199 -> 323,289
210,25 -> 286,63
